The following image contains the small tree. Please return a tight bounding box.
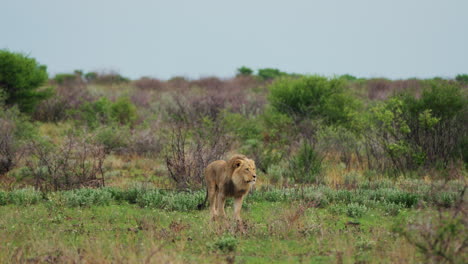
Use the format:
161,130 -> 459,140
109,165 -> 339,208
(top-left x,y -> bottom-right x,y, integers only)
236,66 -> 253,76
0,50 -> 51,113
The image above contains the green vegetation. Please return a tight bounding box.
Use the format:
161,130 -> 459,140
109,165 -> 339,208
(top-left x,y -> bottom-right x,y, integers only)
0,49 -> 51,112
0,55 -> 467,263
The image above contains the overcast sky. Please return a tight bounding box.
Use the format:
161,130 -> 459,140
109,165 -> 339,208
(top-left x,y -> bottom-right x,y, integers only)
2,0 -> 467,80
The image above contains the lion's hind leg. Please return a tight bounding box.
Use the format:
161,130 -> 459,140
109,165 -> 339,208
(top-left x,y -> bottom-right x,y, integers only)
208,184 -> 218,220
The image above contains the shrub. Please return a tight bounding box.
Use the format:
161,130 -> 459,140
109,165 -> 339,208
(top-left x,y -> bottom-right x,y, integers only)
0,191 -> 7,205
393,205 -> 466,264
370,81 -> 467,172
62,188 -> 112,207
110,97 -> 137,125
382,202 -> 403,216
0,107 -> 37,175
286,143 -> 323,184
212,235 -> 238,252
95,125 -> 130,153
165,121 -> 230,190
7,188 -> 42,205
266,164 -> 286,184
134,77 -> 164,90
268,75 -> 360,126
78,97 -> 113,128
346,203 -> 367,218
0,49 -> 52,113
26,134 -> 107,191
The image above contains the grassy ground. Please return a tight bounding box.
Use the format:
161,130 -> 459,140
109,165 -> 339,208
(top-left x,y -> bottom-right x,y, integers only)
0,198 -> 423,263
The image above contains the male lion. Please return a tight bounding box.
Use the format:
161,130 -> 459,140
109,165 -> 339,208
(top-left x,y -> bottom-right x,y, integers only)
198,154 -> 257,223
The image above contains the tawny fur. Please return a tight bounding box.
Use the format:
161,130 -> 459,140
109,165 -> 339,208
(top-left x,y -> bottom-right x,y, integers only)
200,154 -> 257,222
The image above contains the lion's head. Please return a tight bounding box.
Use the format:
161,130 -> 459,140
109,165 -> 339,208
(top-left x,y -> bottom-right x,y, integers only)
228,155 -> 257,186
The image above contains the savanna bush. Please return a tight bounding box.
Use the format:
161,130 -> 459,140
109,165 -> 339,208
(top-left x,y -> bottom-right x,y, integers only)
370,81 -> 467,172
77,97 -> 138,128
26,134 -> 107,191
268,75 -> 360,126
110,97 -> 138,125
95,125 -> 130,153
0,106 -> 37,175
286,142 -> 323,184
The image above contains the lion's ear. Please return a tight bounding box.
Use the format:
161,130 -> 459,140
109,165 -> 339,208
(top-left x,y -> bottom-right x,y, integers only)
233,159 -> 243,168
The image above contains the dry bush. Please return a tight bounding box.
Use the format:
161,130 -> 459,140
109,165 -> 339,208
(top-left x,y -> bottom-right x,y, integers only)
0,108 -> 32,175
165,123 -> 231,190
166,76 -> 190,90
127,126 -> 163,157
134,77 -> 164,90
34,79 -> 94,122
26,134 -> 106,191
367,78 -> 422,100
394,186 -> 467,264
0,119 -> 19,175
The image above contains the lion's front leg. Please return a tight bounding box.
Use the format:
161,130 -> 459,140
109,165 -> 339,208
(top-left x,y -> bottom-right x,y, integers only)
233,196 -> 244,222
234,196 -> 245,233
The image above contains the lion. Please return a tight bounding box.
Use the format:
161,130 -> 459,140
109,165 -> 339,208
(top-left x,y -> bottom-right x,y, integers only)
198,154 -> 257,224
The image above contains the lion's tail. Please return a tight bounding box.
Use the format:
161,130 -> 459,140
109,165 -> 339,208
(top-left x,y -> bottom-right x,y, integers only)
197,189 -> 208,210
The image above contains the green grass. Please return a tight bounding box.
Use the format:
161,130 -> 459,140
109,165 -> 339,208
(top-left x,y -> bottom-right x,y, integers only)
0,181 -> 464,263
0,199 -> 422,263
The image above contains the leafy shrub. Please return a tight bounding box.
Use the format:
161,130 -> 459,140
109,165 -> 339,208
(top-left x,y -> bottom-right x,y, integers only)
370,81 -> 467,172
95,125 -> 130,153
382,202 -> 403,216
346,203 -> 367,218
110,97 -> 137,125
62,188 -> 112,207
0,191 -> 7,205
266,164 -> 286,184
286,143 -> 323,184
212,235 -> 238,252
0,49 -> 52,112
78,97 -> 113,128
268,75 -> 360,126
434,191 -> 458,208
7,188 -> 42,205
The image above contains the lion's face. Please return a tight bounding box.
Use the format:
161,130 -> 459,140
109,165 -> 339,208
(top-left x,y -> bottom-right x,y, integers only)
233,159 -> 257,184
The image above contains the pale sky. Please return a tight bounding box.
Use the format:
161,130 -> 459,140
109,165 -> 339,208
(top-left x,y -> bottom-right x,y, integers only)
2,0 -> 467,79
